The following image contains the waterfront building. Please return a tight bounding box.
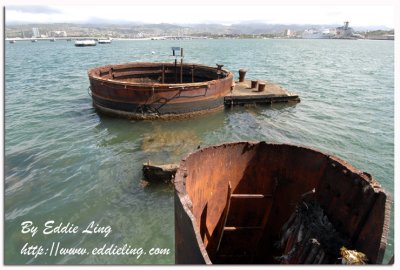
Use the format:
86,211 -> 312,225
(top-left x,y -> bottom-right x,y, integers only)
32,27 -> 40,38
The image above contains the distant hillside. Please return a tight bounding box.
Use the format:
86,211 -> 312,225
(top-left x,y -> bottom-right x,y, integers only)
5,22 -> 393,38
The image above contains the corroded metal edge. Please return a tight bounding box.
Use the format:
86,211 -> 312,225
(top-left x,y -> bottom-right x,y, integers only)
88,62 -> 234,88
174,190 -> 212,264
88,62 -> 234,119
174,141 -> 391,264
323,154 -> 391,264
93,101 -> 225,120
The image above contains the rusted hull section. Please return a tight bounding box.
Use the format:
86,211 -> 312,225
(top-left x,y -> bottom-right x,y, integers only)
88,62 -> 233,119
174,142 -> 390,264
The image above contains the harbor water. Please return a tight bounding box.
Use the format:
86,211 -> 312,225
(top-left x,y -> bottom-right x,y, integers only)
4,38 -> 394,264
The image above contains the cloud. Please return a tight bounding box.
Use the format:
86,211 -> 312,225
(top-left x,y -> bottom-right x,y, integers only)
325,11 -> 342,17
6,5 -> 61,14
84,16 -> 134,25
4,5 -> 394,28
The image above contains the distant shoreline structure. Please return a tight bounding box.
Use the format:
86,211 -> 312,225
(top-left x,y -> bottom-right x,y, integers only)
6,23 -> 395,42
5,36 -> 211,42
6,35 -> 394,42
6,22 -> 394,42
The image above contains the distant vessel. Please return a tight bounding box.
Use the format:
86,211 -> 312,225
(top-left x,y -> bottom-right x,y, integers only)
9,40 -> 16,44
98,38 -> 112,44
31,39 -> 38,43
302,22 -> 361,40
75,40 -> 96,47
302,29 -> 333,39
334,21 -> 356,39
50,38 -> 56,42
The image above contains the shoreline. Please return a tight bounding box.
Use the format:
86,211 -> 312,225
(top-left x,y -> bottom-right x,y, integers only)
6,36 -> 394,42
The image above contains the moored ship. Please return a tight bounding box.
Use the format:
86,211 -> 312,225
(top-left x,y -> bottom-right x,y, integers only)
75,39 -> 97,46
302,29 -> 333,39
98,38 -> 112,44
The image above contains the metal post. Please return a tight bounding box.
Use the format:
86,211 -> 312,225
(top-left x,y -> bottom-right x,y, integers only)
162,64 -> 165,83
180,58 -> 183,83
191,65 -> 195,83
109,67 -> 114,79
180,48 -> 184,83
175,59 -> 177,83
216,64 -> 223,80
239,69 -> 247,82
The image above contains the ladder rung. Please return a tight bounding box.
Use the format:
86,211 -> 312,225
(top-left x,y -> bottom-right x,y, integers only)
231,194 -> 272,199
224,226 -> 263,231
217,254 -> 250,258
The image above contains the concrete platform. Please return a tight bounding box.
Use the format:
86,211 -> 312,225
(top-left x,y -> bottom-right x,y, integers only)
224,80 -> 300,106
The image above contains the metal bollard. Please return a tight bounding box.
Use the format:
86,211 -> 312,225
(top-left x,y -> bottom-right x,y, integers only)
258,83 -> 266,92
251,80 -> 258,88
238,69 -> 247,82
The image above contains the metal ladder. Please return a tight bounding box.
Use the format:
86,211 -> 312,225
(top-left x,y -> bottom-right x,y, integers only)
215,181 -> 276,262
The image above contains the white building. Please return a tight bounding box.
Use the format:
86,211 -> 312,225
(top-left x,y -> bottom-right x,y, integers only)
32,27 -> 40,38
283,29 -> 291,37
49,31 -> 67,37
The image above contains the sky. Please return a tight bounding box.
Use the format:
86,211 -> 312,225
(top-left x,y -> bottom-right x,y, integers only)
5,5 -> 395,28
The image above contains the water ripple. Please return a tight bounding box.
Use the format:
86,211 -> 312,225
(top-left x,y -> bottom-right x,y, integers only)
5,39 -> 394,264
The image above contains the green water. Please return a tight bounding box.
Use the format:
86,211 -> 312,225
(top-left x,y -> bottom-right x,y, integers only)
4,39 -> 394,264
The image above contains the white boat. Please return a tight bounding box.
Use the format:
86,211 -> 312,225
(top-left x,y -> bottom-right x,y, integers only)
9,40 -> 16,44
98,38 -> 112,44
302,29 -> 333,39
74,40 -> 97,47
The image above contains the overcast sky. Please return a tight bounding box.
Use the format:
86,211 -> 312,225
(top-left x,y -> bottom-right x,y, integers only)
5,5 -> 394,27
